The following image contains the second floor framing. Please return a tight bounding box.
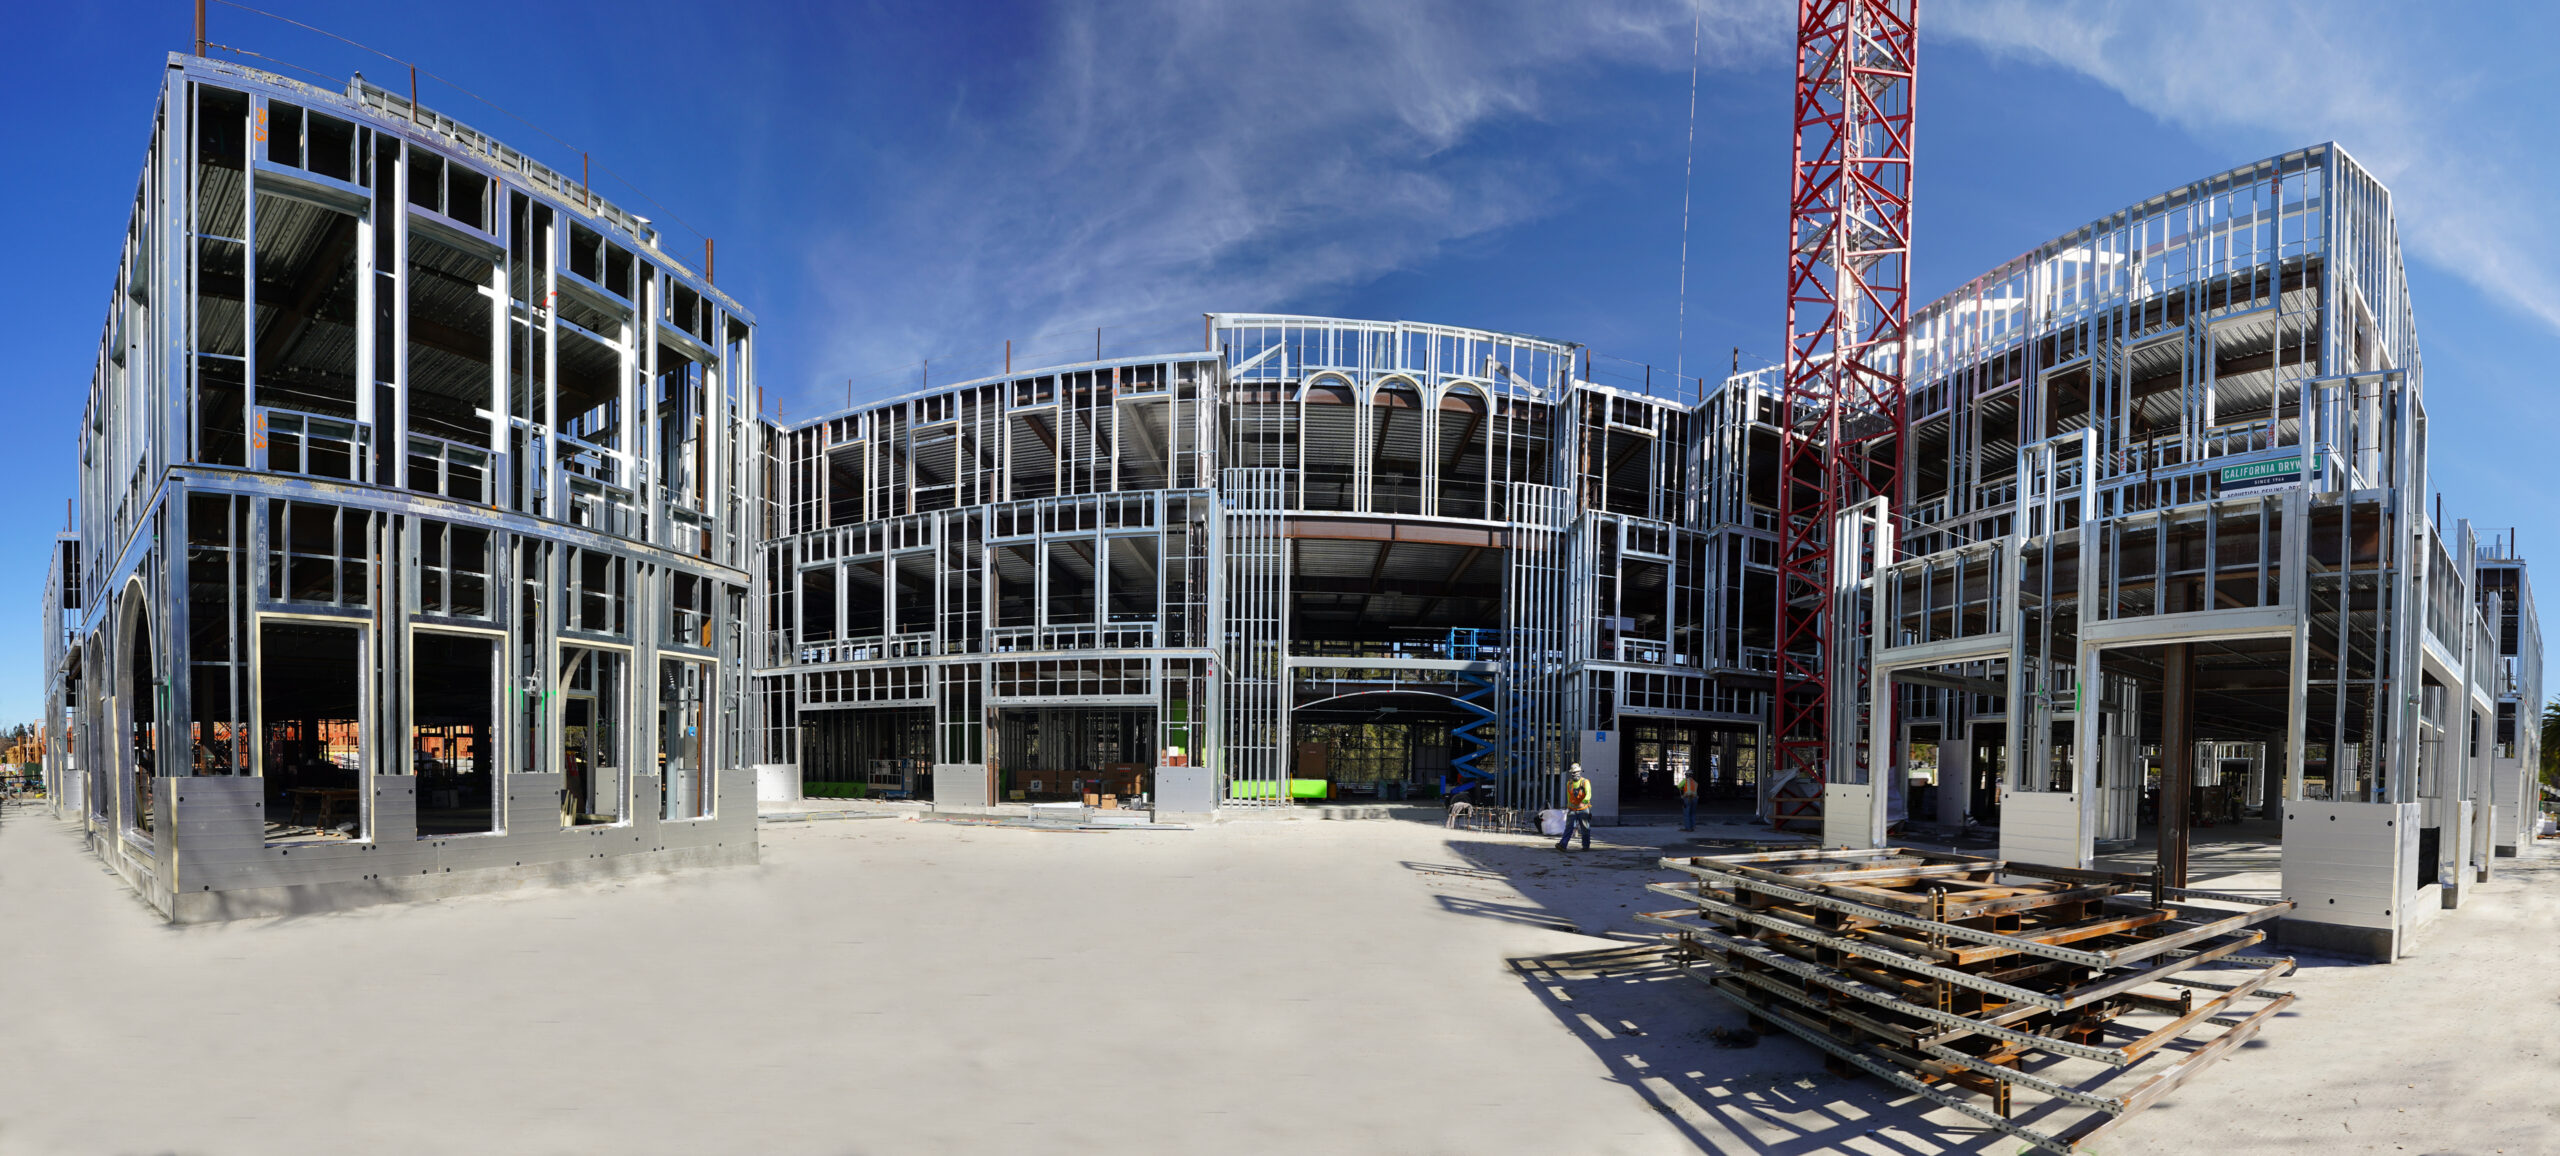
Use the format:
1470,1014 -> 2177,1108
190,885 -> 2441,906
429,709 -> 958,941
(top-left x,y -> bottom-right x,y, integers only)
75,55 -> 763,617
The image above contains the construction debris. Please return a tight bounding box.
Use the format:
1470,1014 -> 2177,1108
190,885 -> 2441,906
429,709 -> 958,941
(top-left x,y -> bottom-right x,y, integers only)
1640,847 -> 2296,1154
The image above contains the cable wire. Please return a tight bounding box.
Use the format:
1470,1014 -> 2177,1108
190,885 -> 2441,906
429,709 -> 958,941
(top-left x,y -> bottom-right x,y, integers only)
1674,0 -> 1702,384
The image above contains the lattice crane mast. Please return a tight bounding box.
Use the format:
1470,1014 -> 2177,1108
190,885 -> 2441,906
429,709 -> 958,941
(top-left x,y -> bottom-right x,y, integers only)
1771,0 -> 1916,831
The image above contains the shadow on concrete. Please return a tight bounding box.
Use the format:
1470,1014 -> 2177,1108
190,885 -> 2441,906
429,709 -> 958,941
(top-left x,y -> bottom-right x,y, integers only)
1431,824 -> 2317,1153
1506,944 -> 2020,1155
1423,829 -> 1806,942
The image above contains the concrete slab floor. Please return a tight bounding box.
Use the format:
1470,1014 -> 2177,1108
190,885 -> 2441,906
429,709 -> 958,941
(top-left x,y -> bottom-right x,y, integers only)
1,801 -> 2551,1155
2089,817 -> 2287,896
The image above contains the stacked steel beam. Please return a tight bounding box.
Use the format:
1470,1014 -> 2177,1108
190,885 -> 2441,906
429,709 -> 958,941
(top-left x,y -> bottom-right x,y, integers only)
1640,848 -> 2296,1154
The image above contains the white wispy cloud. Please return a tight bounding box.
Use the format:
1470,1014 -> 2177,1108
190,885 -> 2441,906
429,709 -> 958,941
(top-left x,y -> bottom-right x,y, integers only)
1937,0 -> 2560,335
800,0 -> 1785,405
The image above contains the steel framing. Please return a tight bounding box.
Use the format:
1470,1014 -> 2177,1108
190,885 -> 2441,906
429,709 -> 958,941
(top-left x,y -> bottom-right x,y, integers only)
752,316 -> 1787,815
1848,144 -> 2536,961
41,54 -> 760,921
36,57 -> 2537,953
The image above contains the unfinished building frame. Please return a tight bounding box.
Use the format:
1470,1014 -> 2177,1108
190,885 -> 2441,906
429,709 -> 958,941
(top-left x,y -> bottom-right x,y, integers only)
40,54 -> 759,920
36,61 -> 2538,955
753,316 -> 1784,818
1841,144 -> 2535,959
747,146 -> 2539,962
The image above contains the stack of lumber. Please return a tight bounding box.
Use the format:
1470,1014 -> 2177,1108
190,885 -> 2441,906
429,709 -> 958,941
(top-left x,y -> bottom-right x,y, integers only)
1639,847 -> 2295,1154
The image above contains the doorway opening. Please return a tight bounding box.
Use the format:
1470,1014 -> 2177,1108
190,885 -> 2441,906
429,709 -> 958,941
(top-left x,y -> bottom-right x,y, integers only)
413,631 -> 497,836
559,646 -> 625,825
658,657 -> 713,820
121,600 -> 157,836
1615,719 -> 1759,819
1967,721 -> 2006,827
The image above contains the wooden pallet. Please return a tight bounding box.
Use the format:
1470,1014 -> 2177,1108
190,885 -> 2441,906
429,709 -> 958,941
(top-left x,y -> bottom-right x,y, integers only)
1640,847 -> 2295,1154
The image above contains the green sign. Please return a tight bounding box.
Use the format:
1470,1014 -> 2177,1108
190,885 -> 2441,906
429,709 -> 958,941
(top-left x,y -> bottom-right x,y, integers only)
2218,450 -> 2323,490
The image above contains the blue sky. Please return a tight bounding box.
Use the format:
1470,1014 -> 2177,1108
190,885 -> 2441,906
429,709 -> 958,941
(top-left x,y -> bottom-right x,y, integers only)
3,0 -> 2555,721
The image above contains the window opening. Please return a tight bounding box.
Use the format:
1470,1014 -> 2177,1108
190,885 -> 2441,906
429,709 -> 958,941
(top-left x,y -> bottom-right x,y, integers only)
187,494 -> 250,776
265,499 -> 371,607
262,411 -> 365,480
417,519 -> 491,619
259,619 -> 363,842
407,234 -> 496,448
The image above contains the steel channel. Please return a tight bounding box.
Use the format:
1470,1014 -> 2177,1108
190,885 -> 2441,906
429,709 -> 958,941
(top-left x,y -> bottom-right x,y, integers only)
2053,932 -> 2263,1011
1660,887 -> 2065,1009
2163,949 -> 2294,968
1917,1043 -> 2125,1115
1637,911 -> 2132,1065
1659,864 -> 2115,968
2162,886 -> 2290,907
2111,959 -> 2286,1060
2096,907 -> 2283,967
1688,975 -> 2082,1156
2068,992 -> 2297,1148
1658,890 -> 2058,1007
2170,977 -> 2295,999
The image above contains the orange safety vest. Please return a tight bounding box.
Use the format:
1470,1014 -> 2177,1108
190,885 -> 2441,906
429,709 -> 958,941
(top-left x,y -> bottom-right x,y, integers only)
1681,776 -> 1698,800
1566,777 -> 1592,812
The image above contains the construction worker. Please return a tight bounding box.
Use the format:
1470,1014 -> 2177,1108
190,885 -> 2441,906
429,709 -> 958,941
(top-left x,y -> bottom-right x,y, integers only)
1555,762 -> 1594,852
1679,768 -> 1699,832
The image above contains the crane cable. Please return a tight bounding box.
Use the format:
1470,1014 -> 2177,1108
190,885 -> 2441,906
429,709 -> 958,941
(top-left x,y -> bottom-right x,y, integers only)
1674,0 -> 1703,387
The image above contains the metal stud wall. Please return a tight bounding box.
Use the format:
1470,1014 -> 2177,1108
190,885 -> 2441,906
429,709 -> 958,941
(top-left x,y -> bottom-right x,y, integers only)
1219,468 -> 1287,803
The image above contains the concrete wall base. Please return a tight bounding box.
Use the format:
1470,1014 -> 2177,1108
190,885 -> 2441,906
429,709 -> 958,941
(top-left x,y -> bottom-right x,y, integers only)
166,840 -> 758,923
933,764 -> 991,810
1155,766 -> 1215,814
2277,917 -> 2396,962
754,764 -> 802,802
93,770 -> 760,923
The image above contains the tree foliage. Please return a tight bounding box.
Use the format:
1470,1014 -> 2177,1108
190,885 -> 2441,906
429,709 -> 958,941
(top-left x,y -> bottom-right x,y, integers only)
2543,697 -> 2560,790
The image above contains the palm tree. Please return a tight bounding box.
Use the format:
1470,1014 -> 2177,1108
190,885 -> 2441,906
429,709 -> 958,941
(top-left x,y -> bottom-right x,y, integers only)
2542,697 -> 2560,791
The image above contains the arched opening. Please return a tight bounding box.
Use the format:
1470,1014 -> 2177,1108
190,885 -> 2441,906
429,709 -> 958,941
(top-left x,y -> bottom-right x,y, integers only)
113,586 -> 157,836
1297,376 -> 1358,510
1370,380 -> 1424,514
82,636 -> 107,825
55,648 -> 84,818
1435,385 -> 1490,519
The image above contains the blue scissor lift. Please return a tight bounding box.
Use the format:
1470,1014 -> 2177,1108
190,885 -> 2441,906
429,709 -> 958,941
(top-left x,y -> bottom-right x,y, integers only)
1443,628 -> 1499,802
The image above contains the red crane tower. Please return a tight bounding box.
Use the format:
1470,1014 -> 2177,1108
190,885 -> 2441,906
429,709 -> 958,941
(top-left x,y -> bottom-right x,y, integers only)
1771,0 -> 1916,830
